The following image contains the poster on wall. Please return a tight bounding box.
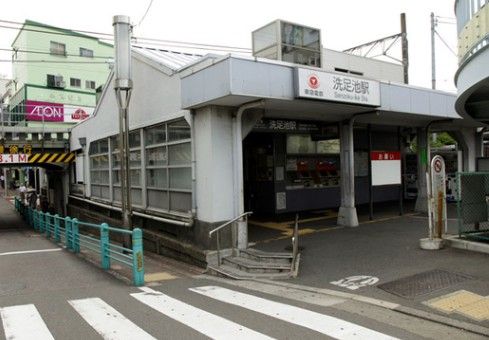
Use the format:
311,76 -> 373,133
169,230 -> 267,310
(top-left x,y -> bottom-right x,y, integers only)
371,151 -> 401,186
64,105 -> 94,123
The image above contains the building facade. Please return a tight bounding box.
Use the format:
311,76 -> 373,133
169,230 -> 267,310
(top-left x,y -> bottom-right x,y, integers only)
8,20 -> 113,126
69,20 -> 482,265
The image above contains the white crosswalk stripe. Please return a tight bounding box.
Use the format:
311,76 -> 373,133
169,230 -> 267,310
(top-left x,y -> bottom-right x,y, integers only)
190,285 -> 400,340
131,286 -> 275,340
0,304 -> 54,340
69,297 -> 156,340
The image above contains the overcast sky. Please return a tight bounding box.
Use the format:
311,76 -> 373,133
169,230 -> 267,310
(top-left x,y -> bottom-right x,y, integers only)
0,0 -> 458,92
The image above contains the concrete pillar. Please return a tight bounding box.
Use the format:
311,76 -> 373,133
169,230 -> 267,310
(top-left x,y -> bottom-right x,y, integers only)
415,128 -> 429,213
454,128 -> 478,172
194,106 -> 237,248
337,121 -> 359,227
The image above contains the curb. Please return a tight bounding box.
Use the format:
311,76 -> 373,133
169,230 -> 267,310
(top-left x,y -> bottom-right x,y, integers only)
444,235 -> 489,255
248,279 -> 489,337
198,274 -> 489,336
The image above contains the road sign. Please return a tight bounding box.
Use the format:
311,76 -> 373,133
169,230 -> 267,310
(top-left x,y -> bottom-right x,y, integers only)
0,154 -> 28,164
431,155 -> 446,238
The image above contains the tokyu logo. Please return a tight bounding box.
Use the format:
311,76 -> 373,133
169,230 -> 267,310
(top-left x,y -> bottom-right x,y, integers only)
308,74 -> 320,89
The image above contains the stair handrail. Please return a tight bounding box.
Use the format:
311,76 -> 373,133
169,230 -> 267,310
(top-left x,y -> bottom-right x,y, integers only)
208,211 -> 252,266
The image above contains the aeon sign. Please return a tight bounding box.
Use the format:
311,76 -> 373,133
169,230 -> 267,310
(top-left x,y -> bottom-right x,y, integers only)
25,100 -> 64,122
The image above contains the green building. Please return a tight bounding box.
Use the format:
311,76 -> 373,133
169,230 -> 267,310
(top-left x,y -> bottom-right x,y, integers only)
8,20 -> 113,125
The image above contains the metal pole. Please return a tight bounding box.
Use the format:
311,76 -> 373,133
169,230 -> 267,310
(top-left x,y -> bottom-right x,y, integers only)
113,16 -> 133,240
398,126 -> 404,216
368,124 -> 373,220
401,13 -> 409,84
431,12 -> 436,90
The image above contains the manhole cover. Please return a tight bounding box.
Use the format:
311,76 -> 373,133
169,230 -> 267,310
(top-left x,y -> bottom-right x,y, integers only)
377,269 -> 472,299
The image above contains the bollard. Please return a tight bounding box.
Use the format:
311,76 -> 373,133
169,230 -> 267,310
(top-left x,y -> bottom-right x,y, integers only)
45,212 -> 51,238
65,217 -> 72,250
132,228 -> 145,286
100,223 -> 110,270
54,214 -> 61,243
72,218 -> 80,253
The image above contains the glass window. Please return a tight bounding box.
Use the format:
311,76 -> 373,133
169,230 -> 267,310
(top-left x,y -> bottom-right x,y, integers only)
130,150 -> 141,167
145,125 -> 166,145
170,192 -> 191,212
317,140 -> 340,154
168,143 -> 191,165
130,169 -> 141,186
147,168 -> 167,188
79,48 -> 93,58
129,131 -> 141,148
146,147 -> 167,166
85,80 -> 96,90
168,120 -> 190,141
50,41 -> 66,56
70,78 -> 81,87
148,189 -> 169,210
169,168 -> 191,190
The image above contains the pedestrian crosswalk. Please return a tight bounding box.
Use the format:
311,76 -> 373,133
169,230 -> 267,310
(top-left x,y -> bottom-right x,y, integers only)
0,285 -> 400,340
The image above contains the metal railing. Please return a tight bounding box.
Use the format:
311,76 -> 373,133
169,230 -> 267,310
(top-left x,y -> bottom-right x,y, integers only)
14,197 -> 145,286
208,211 -> 252,266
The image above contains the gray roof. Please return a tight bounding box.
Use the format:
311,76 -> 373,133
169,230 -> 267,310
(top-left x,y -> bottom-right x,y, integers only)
132,46 -> 203,71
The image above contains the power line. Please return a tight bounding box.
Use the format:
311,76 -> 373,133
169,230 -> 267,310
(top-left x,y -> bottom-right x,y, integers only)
0,19 -> 251,52
136,0 -> 154,27
0,47 -> 113,59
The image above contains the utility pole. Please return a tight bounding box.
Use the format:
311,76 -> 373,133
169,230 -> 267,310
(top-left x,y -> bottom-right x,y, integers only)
431,12 -> 436,90
401,13 -> 409,84
113,16 -> 133,238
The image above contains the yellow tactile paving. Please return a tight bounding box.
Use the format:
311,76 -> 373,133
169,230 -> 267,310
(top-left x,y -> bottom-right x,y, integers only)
455,297 -> 489,321
425,290 -> 484,313
144,272 -> 178,282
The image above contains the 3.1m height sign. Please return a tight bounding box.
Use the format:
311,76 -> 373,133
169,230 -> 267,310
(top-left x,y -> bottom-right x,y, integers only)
371,151 -> 401,186
0,154 -> 28,164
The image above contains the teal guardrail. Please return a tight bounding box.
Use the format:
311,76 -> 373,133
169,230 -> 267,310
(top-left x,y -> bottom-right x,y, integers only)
14,197 -> 144,286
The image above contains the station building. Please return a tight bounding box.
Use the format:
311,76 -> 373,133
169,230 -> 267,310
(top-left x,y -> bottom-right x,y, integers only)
69,20 -> 482,264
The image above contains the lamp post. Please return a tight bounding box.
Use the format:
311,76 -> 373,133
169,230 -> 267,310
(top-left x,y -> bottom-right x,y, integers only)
113,16 -> 133,237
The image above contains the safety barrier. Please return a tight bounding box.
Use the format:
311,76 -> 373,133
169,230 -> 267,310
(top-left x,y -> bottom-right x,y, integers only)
14,197 -> 145,286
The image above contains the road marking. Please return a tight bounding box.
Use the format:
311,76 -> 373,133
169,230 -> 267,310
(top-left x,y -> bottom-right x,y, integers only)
0,304 -> 54,340
0,248 -> 61,256
330,275 -> 380,290
132,287 -> 274,340
144,272 -> 178,282
69,297 -> 156,340
190,286 -> 399,340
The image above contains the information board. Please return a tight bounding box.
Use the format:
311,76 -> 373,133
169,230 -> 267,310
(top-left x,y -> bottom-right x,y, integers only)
371,151 -> 401,186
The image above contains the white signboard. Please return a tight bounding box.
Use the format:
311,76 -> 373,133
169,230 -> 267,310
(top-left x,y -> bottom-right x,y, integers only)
371,151 -> 401,186
295,68 -> 381,106
64,105 -> 95,123
0,154 -> 28,164
431,155 -> 447,237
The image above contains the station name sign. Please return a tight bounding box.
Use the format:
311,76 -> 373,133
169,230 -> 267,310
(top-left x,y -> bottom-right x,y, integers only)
294,68 -> 381,107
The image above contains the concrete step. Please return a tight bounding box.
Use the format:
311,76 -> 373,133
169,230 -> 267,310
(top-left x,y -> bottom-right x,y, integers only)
207,264 -> 293,280
223,256 -> 291,274
239,248 -> 293,265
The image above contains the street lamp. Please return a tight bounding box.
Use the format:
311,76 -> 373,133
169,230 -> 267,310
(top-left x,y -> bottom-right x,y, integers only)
113,16 -> 133,236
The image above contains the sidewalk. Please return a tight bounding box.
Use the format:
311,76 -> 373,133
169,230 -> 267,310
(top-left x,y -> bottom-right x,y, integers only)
252,202 -> 489,329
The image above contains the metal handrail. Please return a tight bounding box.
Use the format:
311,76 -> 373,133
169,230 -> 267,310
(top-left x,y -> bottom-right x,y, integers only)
208,211 -> 252,237
208,211 -> 252,266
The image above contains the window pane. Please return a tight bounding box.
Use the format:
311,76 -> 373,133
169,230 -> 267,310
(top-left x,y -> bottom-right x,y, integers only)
131,188 -> 142,206
148,189 -> 169,210
112,152 -> 121,168
147,168 -> 167,188
146,147 -> 167,166
80,48 -> 93,57
130,150 -> 141,167
145,125 -> 166,145
130,169 -> 141,186
129,131 -> 141,148
111,136 -> 119,153
170,192 -> 191,213
113,170 -> 120,185
168,120 -> 190,141
169,168 -> 191,190
168,143 -> 191,165
317,140 -> 340,154
99,139 -> 108,153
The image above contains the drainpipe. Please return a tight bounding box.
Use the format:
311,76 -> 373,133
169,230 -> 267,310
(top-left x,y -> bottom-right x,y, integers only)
234,100 -> 265,250
189,110 -> 197,217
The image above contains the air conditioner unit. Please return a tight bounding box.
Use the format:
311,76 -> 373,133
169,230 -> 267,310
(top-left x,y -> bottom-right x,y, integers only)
54,75 -> 65,88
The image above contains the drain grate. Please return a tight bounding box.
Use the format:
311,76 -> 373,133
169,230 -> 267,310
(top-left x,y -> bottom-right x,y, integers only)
377,269 -> 473,299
